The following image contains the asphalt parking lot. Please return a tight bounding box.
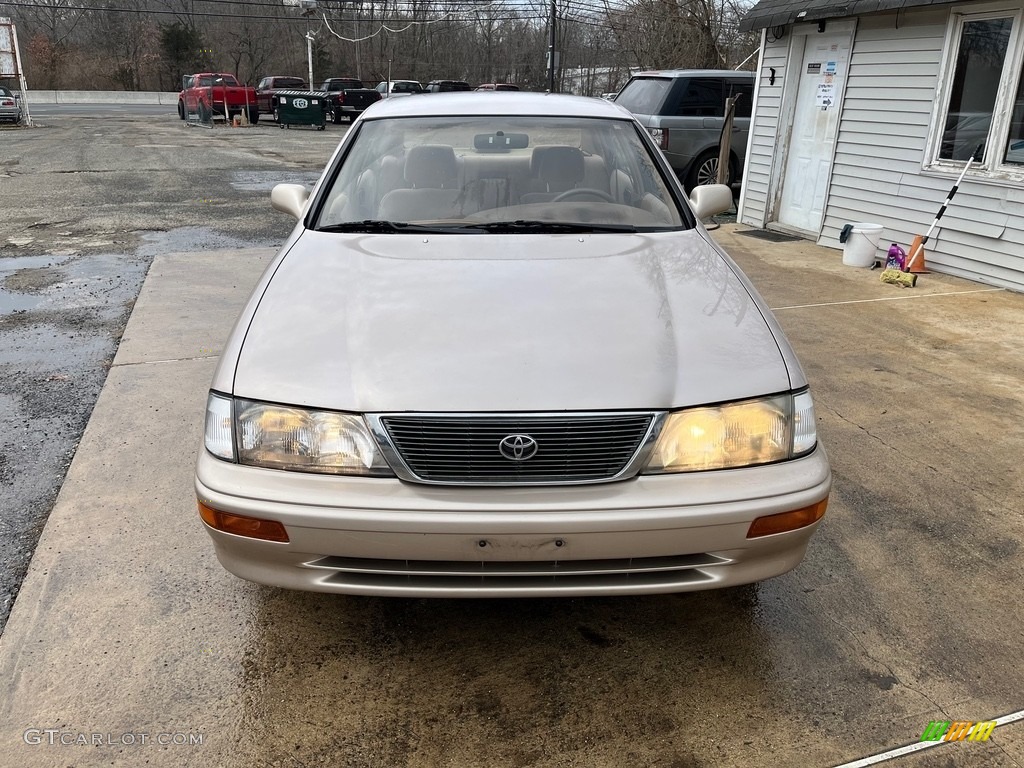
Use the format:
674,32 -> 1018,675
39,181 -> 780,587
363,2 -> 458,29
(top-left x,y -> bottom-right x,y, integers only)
1,108 -> 1022,768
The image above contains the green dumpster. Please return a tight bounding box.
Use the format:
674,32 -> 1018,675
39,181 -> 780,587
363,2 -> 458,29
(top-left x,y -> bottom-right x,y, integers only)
274,90 -> 327,130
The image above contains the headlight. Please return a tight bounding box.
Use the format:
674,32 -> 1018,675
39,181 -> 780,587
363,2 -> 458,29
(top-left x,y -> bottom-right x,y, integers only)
643,392 -> 817,473
236,399 -> 393,475
204,393 -> 393,476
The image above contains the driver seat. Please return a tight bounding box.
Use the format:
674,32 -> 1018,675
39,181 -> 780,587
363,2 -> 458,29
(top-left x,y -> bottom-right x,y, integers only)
520,146 -> 585,205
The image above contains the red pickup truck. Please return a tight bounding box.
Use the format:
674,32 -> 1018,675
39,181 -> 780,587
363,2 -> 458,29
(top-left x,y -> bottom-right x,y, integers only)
178,73 -> 259,124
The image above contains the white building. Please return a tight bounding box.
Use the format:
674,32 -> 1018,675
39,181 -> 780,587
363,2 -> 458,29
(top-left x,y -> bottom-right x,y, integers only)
737,0 -> 1024,291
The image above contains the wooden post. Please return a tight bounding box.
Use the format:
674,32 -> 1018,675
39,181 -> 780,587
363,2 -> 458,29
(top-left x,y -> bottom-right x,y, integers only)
717,95 -> 736,185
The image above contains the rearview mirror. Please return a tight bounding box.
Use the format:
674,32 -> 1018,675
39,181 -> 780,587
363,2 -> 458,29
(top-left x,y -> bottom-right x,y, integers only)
474,132 -> 529,152
271,183 -> 311,219
688,184 -> 733,221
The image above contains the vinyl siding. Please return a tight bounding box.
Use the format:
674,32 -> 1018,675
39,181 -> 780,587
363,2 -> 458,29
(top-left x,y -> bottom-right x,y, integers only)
821,7 -> 1024,290
744,4 -> 1024,291
739,39 -> 788,228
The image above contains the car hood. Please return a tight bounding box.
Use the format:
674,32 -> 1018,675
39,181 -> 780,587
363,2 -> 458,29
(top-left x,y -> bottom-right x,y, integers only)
232,229 -> 792,412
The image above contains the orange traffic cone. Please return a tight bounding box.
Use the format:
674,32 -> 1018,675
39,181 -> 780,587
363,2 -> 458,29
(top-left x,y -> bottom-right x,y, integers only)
905,235 -> 928,273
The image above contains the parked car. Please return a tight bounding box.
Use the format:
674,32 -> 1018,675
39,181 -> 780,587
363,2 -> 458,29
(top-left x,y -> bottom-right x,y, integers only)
178,73 -> 259,124
375,80 -> 423,98
196,92 -> 831,598
425,80 -> 471,93
256,76 -> 308,120
318,77 -> 381,124
0,86 -> 22,123
615,69 -> 755,191
475,83 -> 520,91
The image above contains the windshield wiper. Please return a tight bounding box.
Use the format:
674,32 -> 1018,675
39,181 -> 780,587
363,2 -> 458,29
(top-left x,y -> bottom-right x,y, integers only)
448,220 -> 639,234
317,220 -> 450,234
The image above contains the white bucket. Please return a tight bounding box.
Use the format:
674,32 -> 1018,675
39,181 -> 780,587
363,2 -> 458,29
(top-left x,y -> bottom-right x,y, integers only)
842,223 -> 884,267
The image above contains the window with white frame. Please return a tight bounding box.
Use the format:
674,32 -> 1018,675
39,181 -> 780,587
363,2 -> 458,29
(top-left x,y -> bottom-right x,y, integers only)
933,5 -> 1024,173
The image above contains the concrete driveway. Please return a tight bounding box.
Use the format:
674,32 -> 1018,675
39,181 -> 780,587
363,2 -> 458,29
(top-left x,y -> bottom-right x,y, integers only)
1,229 -> 1022,763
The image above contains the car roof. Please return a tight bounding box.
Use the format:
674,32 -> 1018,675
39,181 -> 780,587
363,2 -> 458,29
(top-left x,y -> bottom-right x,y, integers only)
364,92 -> 633,119
630,69 -> 754,79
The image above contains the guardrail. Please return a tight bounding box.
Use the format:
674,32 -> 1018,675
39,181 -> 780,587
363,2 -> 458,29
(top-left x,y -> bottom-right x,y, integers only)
24,91 -> 179,105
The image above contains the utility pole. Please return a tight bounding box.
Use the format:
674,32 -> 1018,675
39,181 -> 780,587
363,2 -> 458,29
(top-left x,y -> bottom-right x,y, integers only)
291,0 -> 318,89
547,0 -> 556,92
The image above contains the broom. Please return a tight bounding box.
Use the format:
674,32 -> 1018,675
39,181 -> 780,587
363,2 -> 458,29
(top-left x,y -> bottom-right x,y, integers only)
888,143 -> 983,284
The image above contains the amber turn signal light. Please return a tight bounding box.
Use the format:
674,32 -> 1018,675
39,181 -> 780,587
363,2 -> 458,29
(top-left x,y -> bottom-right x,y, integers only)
746,498 -> 828,538
198,501 -> 289,542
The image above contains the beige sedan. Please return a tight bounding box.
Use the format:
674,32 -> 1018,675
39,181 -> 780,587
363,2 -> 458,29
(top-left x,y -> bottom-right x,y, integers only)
196,93 -> 830,597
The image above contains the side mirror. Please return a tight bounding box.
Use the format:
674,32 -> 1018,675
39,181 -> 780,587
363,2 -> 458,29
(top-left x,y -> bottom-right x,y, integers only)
271,183 -> 311,219
688,184 -> 733,221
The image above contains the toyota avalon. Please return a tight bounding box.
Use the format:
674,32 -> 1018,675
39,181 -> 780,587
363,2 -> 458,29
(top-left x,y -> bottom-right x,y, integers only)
195,92 -> 831,597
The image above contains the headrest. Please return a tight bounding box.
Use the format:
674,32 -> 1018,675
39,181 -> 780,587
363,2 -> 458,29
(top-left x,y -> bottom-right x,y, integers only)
405,145 -> 457,188
531,146 -> 585,184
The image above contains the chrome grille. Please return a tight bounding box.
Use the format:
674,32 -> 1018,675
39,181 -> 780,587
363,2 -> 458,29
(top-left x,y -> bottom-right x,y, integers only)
378,413 -> 654,484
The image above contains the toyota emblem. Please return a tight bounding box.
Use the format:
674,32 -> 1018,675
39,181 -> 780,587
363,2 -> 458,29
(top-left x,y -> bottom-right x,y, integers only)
498,434 -> 539,461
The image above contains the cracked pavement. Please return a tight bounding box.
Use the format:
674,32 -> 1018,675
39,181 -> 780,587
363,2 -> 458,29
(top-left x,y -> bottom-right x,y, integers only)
0,108 -> 346,633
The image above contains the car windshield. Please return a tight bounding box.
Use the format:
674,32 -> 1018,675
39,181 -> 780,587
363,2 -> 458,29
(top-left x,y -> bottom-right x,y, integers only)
316,115 -> 686,232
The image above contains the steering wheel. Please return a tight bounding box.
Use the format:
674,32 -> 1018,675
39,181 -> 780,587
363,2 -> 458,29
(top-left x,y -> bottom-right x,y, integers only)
551,188 -> 617,203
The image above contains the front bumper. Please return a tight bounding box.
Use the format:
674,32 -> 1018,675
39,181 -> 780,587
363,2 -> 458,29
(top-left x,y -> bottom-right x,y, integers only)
195,445 -> 831,597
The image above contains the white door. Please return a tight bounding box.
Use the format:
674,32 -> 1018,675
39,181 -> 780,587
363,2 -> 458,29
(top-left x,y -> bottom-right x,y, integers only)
777,30 -> 852,233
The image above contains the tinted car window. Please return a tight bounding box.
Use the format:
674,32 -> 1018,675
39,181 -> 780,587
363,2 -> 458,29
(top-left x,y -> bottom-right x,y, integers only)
729,81 -> 754,119
276,78 -> 306,89
614,77 -> 671,115
673,78 -> 724,117
325,79 -> 363,90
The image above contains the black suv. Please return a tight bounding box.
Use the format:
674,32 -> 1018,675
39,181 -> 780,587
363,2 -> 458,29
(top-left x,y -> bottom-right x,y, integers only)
615,70 -> 755,191
425,80 -> 471,93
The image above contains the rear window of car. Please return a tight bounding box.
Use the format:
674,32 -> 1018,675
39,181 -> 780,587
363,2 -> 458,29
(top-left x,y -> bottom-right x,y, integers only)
614,77 -> 672,115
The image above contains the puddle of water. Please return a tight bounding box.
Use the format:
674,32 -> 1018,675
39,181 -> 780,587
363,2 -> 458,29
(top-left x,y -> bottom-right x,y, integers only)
0,255 -> 73,314
0,252 -> 148,318
0,254 -> 71,272
136,227 -> 280,258
230,170 -> 320,193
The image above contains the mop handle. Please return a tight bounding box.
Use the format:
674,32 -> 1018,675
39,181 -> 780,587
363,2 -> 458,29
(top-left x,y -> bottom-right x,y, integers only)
906,145 -> 982,269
